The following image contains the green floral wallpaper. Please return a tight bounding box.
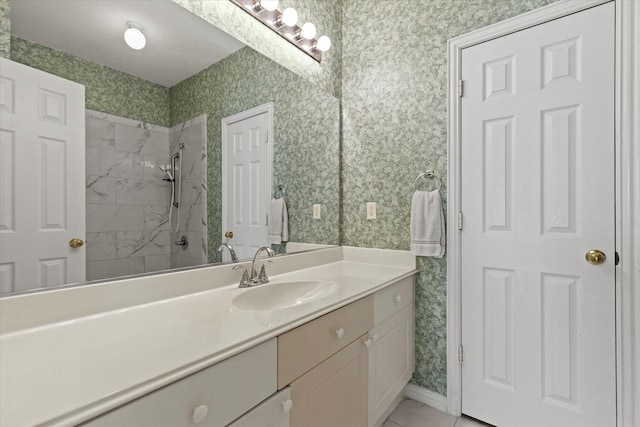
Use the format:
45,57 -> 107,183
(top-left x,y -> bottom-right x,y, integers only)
172,0 -> 342,98
341,0 -> 558,395
170,46 -> 340,263
10,37 -> 170,126
0,0 -> 9,58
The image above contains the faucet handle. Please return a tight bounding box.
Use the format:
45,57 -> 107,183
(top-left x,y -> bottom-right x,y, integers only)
233,265 -> 251,288
258,261 -> 273,284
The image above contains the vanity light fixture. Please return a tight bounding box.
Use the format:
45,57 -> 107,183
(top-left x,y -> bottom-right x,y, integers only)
281,7 -> 298,27
231,0 -> 330,62
316,35 -> 331,52
258,0 -> 278,11
124,22 -> 146,50
300,23 -> 316,40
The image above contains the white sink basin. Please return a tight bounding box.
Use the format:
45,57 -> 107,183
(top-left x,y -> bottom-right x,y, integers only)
232,280 -> 338,311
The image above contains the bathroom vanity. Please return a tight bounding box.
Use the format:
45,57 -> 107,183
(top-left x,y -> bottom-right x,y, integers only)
0,247 -> 416,427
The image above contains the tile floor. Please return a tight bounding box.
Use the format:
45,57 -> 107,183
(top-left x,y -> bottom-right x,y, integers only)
384,399 -> 488,427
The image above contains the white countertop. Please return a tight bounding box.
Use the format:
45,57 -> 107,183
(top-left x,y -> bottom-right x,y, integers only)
0,247 -> 416,426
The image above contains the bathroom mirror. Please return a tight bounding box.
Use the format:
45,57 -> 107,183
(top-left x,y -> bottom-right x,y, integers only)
1,0 -> 339,295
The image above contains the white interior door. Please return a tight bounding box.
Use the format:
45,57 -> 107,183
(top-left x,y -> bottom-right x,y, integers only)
222,108 -> 272,261
460,3 -> 615,426
0,58 -> 86,293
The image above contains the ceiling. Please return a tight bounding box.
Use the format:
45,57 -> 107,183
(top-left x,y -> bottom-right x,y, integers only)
10,0 -> 246,87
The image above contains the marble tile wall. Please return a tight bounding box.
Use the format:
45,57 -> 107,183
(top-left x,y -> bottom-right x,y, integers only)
85,110 -> 172,281
169,115 -> 208,269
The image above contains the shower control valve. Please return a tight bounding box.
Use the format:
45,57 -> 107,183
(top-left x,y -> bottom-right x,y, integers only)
175,235 -> 189,250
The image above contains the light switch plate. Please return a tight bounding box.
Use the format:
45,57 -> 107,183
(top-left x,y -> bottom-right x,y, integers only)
313,204 -> 321,219
366,202 -> 377,219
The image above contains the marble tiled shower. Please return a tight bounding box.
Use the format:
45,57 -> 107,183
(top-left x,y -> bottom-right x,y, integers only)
168,115 -> 208,269
84,111 -> 207,281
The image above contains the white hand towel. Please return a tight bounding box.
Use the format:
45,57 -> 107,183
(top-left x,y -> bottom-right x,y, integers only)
411,190 -> 445,257
268,198 -> 289,245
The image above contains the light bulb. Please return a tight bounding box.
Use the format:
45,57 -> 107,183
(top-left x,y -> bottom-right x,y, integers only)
300,23 -> 316,40
124,23 -> 146,50
259,0 -> 278,11
281,8 -> 298,27
316,35 -> 331,52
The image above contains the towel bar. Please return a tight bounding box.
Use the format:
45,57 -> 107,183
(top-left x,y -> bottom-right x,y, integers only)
414,170 -> 441,190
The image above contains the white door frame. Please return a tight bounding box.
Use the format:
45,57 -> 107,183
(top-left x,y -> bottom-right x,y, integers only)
221,102 -> 274,246
446,1 -> 639,426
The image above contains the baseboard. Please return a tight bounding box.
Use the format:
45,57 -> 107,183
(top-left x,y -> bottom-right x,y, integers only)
404,384 -> 447,413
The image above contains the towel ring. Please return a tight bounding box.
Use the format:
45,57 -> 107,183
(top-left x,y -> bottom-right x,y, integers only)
274,184 -> 285,198
414,170 -> 441,191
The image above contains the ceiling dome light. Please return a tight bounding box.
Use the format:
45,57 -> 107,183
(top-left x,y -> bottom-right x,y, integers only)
300,23 -> 316,40
281,8 -> 298,27
259,0 -> 278,11
316,35 -> 331,52
124,22 -> 146,50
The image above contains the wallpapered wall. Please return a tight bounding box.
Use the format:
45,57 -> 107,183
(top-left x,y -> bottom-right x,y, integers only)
172,0 -> 342,98
170,46 -> 340,262
2,0 -> 565,398
341,0 -> 558,395
10,37 -> 170,126
0,0 -> 8,58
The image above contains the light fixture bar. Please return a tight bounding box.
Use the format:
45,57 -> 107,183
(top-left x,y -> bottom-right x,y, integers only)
230,0 -> 325,62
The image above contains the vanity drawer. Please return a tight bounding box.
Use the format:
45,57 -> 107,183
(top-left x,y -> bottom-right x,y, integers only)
84,339 -> 277,427
227,388 -> 291,427
374,276 -> 413,325
277,295 -> 373,388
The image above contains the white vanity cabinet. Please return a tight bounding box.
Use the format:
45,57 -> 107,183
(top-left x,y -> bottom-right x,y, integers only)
280,295 -> 374,427
83,339 -> 277,427
368,276 -> 415,427
227,388 -> 292,427
80,275 -> 415,427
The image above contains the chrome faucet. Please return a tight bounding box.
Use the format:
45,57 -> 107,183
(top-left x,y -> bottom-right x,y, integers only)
217,243 -> 238,263
233,246 -> 275,288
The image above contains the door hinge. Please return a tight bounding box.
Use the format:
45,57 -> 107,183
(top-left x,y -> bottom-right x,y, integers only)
615,251 -> 620,266
458,80 -> 464,97
265,130 -> 269,144
458,211 -> 463,230
458,345 -> 464,365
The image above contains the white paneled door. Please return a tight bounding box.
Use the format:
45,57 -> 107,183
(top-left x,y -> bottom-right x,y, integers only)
0,58 -> 85,293
222,109 -> 271,260
460,3 -> 615,427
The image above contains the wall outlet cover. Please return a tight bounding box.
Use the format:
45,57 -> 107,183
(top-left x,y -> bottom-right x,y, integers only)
366,202 -> 377,220
313,204 -> 321,219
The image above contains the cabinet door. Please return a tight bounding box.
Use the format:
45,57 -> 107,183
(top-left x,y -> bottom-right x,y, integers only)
82,339 -> 276,427
290,334 -> 369,427
227,388 -> 291,427
368,304 -> 414,427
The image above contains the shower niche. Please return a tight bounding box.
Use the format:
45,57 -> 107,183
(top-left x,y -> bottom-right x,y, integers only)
85,111 -> 207,281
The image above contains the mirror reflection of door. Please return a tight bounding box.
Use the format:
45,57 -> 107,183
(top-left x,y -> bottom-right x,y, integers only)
221,103 -> 273,261
0,58 -> 86,293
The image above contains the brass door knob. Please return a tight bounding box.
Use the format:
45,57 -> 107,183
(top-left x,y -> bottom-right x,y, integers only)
225,231 -> 234,239
585,249 -> 606,265
69,238 -> 84,248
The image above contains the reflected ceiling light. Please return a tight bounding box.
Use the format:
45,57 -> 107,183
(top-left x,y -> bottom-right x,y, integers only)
281,8 -> 298,27
300,23 -> 316,40
316,35 -> 331,52
230,0 -> 329,62
124,22 -> 146,50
